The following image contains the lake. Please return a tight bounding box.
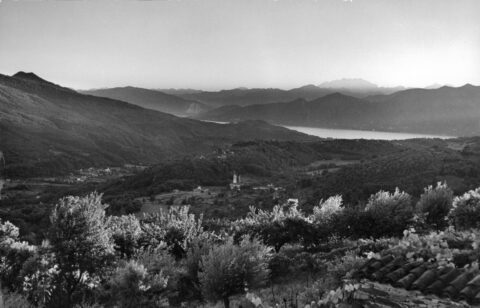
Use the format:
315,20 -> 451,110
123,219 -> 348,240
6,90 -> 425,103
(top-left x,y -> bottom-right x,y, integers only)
202,120 -> 453,140
283,126 -> 453,140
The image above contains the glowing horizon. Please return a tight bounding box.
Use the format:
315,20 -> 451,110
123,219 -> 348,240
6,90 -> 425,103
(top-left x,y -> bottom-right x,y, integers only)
1,0 -> 479,91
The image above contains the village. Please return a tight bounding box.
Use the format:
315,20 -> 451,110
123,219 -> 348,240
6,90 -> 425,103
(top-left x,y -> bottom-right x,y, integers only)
136,171 -> 298,219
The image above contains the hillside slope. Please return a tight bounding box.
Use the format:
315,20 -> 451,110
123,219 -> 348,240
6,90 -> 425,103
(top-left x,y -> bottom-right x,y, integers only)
82,86 -> 209,116
0,72 -> 315,177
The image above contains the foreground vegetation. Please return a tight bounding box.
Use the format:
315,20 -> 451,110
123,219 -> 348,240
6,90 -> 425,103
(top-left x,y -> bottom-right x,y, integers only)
2,182 -> 480,307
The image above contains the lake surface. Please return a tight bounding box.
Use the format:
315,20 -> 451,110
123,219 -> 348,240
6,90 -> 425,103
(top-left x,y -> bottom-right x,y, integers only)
284,126 -> 453,140
202,120 -> 453,140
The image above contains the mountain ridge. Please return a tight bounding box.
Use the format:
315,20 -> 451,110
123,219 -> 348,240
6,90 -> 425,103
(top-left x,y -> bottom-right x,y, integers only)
0,72 -> 316,177
196,85 -> 480,136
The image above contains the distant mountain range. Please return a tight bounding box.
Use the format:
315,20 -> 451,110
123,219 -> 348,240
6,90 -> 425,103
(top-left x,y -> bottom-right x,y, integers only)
80,79 -> 404,113
157,88 -> 203,96
176,80 -> 404,107
318,78 -> 379,89
81,87 -> 209,117
317,78 -> 406,96
196,85 -> 480,137
0,72 -> 315,177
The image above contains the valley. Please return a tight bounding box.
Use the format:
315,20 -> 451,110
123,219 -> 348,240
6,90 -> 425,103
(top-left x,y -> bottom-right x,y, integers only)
1,73 -> 480,308
2,0 -> 480,306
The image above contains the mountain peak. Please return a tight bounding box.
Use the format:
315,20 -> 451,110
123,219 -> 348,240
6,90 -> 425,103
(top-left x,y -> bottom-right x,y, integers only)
8,71 -> 76,94
461,83 -> 476,89
12,71 -> 48,83
318,78 -> 378,90
296,84 -> 320,90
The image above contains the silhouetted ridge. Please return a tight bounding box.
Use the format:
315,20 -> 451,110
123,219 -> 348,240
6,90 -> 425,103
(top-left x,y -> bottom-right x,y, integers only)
5,71 -> 76,94
12,71 -> 49,83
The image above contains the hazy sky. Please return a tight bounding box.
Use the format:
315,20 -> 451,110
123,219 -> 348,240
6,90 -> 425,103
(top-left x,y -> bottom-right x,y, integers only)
0,0 -> 479,90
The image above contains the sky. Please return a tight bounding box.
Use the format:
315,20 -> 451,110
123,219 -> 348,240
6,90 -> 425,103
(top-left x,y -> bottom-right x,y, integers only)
0,0 -> 479,90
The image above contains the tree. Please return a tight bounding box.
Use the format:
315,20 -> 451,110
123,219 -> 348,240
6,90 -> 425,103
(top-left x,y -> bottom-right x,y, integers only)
48,192 -> 115,307
311,195 -> 343,224
0,220 -> 37,291
140,206 -> 205,259
364,188 -> 413,237
416,182 -> 453,230
199,237 -> 271,308
448,187 -> 480,230
109,215 -> 143,258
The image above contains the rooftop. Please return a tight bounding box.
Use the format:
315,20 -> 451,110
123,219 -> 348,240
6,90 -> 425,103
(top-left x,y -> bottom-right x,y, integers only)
355,255 -> 480,306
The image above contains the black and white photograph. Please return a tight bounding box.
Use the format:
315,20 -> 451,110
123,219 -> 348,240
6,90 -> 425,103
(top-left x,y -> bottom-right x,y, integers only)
0,0 -> 480,307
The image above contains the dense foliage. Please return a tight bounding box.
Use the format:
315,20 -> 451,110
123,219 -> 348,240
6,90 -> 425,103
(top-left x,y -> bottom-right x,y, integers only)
3,182 -> 480,307
199,237 -> 271,308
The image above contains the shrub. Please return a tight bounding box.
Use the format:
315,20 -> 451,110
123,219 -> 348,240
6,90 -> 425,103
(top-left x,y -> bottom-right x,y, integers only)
104,260 -> 169,308
0,290 -> 32,308
22,251 -> 58,307
109,215 -> 143,258
449,187 -> 480,230
364,188 -> 413,237
234,204 -> 324,252
283,217 -> 326,250
182,234 -> 218,301
135,247 -> 184,303
0,241 -> 37,291
140,206 -> 205,259
199,237 -> 271,308
416,182 -> 453,230
333,206 -> 378,239
0,220 -> 37,291
311,195 -> 343,224
324,251 -> 367,287
0,220 -> 20,245
268,253 -> 293,282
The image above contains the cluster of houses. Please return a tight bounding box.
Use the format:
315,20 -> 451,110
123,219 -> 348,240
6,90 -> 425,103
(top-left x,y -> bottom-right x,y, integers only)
228,172 -> 293,201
